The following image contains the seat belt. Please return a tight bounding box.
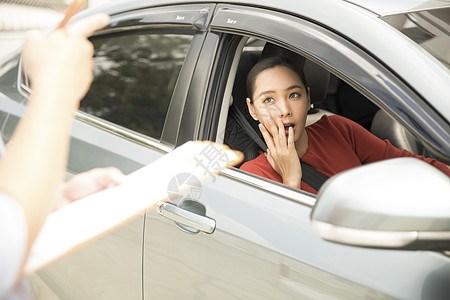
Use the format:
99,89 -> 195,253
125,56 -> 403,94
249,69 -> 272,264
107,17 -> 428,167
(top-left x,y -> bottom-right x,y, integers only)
230,105 -> 267,150
300,161 -> 329,192
230,105 -> 329,191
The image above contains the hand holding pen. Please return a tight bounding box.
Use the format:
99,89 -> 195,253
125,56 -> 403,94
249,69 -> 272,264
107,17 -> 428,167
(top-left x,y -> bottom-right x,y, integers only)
21,0 -> 109,106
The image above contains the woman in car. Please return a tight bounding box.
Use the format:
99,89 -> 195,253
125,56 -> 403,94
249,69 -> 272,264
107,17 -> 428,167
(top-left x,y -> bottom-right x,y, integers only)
240,57 -> 450,194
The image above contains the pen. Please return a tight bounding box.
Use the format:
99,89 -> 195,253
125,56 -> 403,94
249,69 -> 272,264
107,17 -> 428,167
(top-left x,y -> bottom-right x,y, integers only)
56,0 -> 87,29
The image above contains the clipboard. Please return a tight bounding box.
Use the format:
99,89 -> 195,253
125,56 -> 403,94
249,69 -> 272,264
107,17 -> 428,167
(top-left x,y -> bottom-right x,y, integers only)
24,141 -> 243,275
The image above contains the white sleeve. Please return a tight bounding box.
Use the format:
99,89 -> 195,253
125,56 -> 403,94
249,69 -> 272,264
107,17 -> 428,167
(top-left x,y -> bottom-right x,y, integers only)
0,193 -> 28,299
0,137 -> 5,157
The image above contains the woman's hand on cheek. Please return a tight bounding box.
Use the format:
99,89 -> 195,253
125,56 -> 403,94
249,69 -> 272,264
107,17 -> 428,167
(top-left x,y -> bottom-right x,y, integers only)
259,118 -> 302,189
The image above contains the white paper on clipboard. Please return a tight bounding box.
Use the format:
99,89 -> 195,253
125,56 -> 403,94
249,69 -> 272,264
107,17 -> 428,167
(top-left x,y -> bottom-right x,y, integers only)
24,141 -> 243,275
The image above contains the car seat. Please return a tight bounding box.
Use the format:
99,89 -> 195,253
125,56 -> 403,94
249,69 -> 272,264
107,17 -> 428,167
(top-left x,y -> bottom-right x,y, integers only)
371,106 -> 450,165
224,43 -> 333,166
335,81 -> 379,130
371,109 -> 425,154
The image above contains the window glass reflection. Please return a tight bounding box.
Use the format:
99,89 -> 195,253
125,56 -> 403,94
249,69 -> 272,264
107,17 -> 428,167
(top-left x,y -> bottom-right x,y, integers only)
80,33 -> 193,140
382,8 -> 450,70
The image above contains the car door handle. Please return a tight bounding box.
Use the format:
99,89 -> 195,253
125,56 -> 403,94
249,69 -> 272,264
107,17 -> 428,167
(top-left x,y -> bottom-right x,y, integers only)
157,202 -> 216,234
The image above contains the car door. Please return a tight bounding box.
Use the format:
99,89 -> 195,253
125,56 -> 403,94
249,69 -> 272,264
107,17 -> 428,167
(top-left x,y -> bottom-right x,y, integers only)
24,4 -> 213,299
143,4 -> 450,300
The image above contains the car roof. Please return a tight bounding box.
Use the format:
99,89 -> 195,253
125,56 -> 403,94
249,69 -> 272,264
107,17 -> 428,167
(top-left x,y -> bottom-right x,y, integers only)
344,0 -> 450,16
86,0 -> 450,18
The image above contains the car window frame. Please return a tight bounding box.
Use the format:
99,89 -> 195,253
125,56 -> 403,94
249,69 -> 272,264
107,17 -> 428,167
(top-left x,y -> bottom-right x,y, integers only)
183,3 -> 450,205
82,28 -> 197,143
175,32 -> 242,146
207,4 -> 450,161
70,3 -> 216,148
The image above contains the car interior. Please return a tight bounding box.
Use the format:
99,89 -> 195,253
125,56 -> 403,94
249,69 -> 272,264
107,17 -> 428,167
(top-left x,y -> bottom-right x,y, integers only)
222,38 -> 438,168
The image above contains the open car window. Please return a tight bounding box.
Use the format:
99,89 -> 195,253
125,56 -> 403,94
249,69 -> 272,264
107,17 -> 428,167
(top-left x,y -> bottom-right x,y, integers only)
223,38 -> 438,166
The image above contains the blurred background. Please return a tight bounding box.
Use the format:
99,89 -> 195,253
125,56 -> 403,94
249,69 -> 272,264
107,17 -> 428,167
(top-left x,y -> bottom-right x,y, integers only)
0,0 -> 111,57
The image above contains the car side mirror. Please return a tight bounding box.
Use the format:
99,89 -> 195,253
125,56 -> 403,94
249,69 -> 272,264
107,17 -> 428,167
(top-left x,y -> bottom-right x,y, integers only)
311,157 -> 450,251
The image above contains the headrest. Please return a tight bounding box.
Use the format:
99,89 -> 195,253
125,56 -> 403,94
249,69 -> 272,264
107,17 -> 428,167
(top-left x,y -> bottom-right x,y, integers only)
260,43 -> 330,105
303,60 -> 330,105
232,50 -> 260,108
260,43 -> 306,73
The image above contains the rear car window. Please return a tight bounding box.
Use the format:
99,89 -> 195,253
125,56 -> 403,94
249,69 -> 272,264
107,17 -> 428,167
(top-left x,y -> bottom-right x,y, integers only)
382,7 -> 450,71
79,32 -> 193,140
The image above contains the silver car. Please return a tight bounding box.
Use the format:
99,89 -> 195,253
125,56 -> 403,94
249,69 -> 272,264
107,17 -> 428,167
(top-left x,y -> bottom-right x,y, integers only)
0,0 -> 449,299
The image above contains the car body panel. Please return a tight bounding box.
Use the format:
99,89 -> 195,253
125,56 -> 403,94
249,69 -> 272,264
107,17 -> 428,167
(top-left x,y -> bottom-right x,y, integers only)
26,116 -> 168,299
145,169 -> 449,299
31,217 -> 144,300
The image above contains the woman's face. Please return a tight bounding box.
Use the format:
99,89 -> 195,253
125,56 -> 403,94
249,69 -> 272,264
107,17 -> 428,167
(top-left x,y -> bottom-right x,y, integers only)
247,65 -> 310,144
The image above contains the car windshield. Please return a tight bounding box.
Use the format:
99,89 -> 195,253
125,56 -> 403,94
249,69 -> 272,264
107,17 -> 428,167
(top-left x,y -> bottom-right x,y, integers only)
381,7 -> 450,71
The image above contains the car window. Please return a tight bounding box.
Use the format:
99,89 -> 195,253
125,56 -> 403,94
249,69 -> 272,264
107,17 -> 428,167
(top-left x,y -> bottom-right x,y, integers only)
223,38 -> 383,163
205,5 -> 450,199
225,36 -> 450,167
79,32 -> 194,140
382,7 -> 450,71
212,4 -> 450,158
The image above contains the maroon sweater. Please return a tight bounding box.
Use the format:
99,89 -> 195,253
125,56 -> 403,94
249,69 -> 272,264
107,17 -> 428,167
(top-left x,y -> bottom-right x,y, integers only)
240,115 -> 450,194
